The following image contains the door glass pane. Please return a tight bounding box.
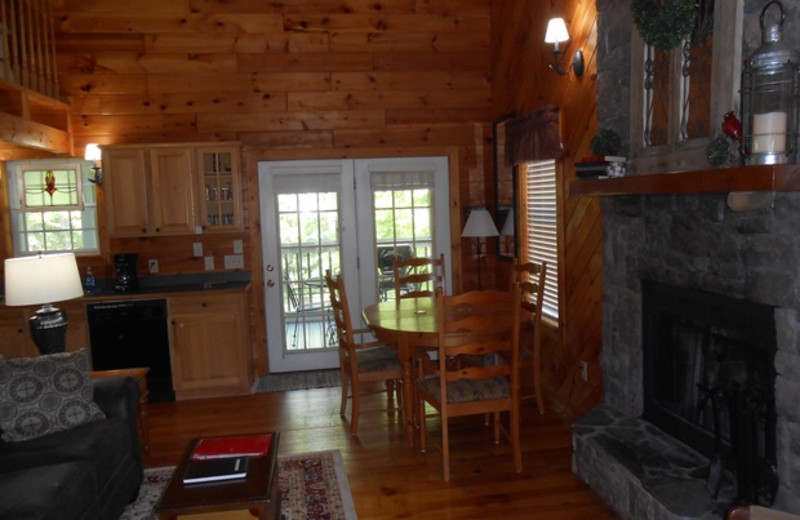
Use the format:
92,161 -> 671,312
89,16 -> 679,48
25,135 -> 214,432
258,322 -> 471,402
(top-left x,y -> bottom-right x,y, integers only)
278,191 -> 340,352
374,187 -> 434,301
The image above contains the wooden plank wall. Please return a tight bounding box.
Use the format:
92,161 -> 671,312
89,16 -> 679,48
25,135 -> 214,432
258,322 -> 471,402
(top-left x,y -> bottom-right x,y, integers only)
0,0 -> 606,416
491,0 -> 604,420
45,0 -> 496,376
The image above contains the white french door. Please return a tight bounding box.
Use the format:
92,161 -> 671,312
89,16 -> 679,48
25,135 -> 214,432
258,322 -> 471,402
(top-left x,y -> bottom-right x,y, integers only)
258,157 -> 450,373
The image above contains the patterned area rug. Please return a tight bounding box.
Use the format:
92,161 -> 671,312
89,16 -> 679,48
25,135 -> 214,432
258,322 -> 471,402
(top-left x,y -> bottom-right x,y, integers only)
251,368 -> 340,393
120,449 -> 357,520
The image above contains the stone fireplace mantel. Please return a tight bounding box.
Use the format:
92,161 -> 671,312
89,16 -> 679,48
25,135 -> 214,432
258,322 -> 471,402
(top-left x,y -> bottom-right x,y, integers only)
570,165 -> 800,197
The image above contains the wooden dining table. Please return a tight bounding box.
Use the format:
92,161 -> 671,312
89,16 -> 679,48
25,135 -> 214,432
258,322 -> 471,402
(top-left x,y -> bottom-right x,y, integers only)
362,295 -> 519,446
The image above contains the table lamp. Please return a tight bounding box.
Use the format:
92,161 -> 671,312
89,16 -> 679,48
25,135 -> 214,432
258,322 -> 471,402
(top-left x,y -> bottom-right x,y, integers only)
500,208 -> 515,258
461,207 -> 499,289
4,252 -> 84,355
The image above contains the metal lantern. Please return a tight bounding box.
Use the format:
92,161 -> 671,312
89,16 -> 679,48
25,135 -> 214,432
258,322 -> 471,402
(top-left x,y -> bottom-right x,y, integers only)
741,0 -> 800,165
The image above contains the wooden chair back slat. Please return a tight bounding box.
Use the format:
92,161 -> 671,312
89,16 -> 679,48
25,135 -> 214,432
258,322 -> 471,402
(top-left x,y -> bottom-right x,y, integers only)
393,253 -> 445,299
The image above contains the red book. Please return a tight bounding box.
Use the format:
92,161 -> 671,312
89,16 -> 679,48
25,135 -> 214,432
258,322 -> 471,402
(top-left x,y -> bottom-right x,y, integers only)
191,434 -> 273,460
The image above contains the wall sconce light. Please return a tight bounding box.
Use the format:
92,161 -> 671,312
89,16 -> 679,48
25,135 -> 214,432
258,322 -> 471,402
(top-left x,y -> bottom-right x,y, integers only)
545,17 -> 584,77
84,143 -> 103,185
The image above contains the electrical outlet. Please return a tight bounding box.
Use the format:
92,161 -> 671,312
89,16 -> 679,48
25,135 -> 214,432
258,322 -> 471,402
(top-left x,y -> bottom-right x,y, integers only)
233,239 -> 243,254
224,254 -> 244,269
579,360 -> 588,382
148,259 -> 159,273
192,242 -> 203,257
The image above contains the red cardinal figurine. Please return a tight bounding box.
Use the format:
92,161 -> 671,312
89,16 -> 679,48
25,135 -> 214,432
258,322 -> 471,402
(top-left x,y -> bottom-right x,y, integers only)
722,111 -> 748,155
722,111 -> 743,141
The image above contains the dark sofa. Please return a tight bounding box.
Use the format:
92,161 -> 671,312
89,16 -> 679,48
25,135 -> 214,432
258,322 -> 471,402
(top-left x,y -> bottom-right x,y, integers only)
0,376 -> 144,520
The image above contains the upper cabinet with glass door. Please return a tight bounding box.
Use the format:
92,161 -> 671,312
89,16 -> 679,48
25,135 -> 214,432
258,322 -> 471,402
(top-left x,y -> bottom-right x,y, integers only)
196,144 -> 242,231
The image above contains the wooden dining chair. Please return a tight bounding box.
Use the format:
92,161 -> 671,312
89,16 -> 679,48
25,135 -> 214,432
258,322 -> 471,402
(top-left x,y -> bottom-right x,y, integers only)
393,252 -> 445,299
510,260 -> 547,414
324,270 -> 404,435
416,286 -> 523,480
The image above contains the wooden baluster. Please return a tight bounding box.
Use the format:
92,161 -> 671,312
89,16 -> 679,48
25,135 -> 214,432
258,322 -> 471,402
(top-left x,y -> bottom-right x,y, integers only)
20,0 -> 31,89
34,0 -> 46,95
6,0 -> 20,84
47,0 -> 58,98
0,0 -> 8,81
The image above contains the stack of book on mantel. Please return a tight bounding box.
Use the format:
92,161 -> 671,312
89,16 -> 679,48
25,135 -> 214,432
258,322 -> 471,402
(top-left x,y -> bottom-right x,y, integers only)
575,155 -> 626,179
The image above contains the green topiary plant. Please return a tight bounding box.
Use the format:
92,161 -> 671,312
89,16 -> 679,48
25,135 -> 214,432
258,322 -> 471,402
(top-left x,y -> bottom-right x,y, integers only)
632,0 -> 697,53
706,134 -> 730,168
590,128 -> 622,156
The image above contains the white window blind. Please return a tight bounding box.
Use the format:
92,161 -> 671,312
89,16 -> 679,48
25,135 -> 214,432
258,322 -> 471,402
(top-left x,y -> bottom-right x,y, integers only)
525,160 -> 558,319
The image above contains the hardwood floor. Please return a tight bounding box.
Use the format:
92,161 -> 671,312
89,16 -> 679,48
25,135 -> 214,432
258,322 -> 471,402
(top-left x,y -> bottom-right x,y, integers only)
144,385 -> 621,519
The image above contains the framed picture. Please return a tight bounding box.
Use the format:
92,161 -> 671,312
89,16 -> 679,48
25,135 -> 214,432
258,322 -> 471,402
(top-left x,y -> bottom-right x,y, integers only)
493,112 -> 517,261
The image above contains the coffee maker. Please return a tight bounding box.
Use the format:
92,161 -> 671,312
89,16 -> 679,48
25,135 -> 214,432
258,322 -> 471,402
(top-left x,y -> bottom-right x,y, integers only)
113,253 -> 139,292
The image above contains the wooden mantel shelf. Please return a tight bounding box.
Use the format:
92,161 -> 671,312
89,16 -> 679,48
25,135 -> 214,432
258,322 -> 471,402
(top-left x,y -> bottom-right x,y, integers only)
569,164 -> 800,197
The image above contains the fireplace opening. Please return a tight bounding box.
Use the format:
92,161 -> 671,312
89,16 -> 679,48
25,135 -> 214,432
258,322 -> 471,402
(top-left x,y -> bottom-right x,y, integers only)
642,280 -> 778,505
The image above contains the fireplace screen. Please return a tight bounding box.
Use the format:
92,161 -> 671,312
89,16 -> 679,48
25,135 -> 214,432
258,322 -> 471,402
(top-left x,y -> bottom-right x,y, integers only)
642,280 -> 777,504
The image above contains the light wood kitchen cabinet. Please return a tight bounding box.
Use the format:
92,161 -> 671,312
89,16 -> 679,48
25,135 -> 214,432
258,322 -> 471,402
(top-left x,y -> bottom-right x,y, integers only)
196,145 -> 243,231
168,291 -> 252,400
0,306 -> 32,358
103,142 -> 242,237
103,146 -> 196,237
0,301 -> 89,359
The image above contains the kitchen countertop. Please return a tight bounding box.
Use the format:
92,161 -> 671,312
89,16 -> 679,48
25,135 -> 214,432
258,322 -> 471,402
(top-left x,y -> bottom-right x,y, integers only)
82,280 -> 251,301
1,272 -> 252,303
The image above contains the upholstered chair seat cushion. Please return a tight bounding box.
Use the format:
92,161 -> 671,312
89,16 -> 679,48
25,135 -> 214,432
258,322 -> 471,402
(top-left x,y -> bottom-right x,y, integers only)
420,375 -> 509,403
355,346 -> 402,373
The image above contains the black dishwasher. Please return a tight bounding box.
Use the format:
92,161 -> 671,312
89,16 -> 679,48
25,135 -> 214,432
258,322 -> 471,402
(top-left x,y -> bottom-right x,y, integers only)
87,298 -> 175,402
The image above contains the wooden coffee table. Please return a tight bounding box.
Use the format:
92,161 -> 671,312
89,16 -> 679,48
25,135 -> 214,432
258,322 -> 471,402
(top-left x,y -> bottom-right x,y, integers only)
153,432 -> 280,520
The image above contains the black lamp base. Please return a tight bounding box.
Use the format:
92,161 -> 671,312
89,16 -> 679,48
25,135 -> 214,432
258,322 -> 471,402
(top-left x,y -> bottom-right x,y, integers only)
29,304 -> 69,355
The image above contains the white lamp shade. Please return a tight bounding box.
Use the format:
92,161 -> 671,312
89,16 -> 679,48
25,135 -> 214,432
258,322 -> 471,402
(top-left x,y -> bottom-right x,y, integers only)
501,209 -> 515,236
462,208 -> 499,238
84,143 -> 102,162
4,253 -> 84,306
545,17 -> 570,44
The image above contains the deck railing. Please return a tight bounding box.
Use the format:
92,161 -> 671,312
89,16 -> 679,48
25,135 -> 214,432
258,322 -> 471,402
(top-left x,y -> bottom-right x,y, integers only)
0,0 -> 58,98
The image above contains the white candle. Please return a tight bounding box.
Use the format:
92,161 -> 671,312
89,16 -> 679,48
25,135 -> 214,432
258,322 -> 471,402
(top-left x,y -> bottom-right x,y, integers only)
752,111 -> 787,153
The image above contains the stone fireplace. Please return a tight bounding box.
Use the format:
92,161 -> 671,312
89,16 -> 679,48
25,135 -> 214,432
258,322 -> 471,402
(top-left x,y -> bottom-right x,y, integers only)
573,1 -> 800,518
572,190 -> 800,518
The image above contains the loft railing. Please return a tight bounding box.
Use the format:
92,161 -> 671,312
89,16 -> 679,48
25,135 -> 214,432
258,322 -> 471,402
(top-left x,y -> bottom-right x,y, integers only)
0,0 -> 58,99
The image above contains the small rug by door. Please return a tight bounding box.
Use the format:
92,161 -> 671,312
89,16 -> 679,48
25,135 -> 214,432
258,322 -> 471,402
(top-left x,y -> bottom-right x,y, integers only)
120,449 -> 357,520
251,369 -> 340,393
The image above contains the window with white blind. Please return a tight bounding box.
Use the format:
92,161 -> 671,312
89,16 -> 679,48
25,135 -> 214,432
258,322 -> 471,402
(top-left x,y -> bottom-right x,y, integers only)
524,160 -> 558,320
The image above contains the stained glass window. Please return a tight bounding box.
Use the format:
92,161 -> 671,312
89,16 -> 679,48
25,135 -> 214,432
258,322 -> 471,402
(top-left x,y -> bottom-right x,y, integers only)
8,162 -> 99,255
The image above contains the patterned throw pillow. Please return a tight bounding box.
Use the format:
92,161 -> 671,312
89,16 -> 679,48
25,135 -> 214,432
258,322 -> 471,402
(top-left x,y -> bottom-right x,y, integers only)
0,348 -> 105,442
